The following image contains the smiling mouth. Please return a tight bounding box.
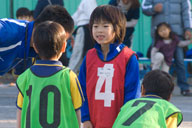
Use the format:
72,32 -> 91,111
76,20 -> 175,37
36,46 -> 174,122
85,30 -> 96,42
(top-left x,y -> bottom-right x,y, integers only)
97,35 -> 105,40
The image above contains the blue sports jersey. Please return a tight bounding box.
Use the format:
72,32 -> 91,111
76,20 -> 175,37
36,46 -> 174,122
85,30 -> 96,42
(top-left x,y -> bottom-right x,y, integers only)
0,18 -> 36,75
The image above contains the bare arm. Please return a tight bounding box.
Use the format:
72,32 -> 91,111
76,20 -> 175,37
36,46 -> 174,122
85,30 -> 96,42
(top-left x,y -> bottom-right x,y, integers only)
76,109 -> 81,127
126,19 -> 138,28
16,109 -> 21,128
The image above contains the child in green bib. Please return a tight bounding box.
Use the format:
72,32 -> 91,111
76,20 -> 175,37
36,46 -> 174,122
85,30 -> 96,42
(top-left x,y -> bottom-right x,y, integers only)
16,21 -> 84,128
113,70 -> 183,128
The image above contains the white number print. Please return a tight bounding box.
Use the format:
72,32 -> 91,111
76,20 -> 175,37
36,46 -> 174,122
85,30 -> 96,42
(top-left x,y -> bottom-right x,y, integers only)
95,64 -> 115,107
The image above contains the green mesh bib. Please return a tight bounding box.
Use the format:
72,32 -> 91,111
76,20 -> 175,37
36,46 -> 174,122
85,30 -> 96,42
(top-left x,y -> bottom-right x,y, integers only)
17,68 -> 79,128
113,97 -> 182,128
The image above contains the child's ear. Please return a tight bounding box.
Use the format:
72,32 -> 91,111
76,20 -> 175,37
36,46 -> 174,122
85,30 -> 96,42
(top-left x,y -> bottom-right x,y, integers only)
32,43 -> 39,54
61,42 -> 67,53
141,85 -> 146,96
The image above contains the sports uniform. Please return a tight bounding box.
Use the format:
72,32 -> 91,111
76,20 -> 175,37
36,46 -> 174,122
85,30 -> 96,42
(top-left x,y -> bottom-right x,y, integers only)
16,60 -> 84,128
113,95 -> 183,128
0,19 -> 36,75
79,42 -> 141,127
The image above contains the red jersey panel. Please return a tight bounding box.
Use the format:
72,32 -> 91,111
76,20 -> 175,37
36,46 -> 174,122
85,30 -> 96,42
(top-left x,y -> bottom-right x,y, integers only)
86,47 -> 134,128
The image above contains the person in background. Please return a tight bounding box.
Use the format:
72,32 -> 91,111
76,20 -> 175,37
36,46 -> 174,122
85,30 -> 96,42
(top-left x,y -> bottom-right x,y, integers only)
142,0 -> 192,96
79,5 -> 140,128
113,70 -> 183,128
13,7 -> 35,78
16,21 -> 83,128
33,0 -> 64,19
68,0 -> 97,73
109,0 -> 140,48
0,5 -> 74,76
151,22 -> 192,73
16,7 -> 31,21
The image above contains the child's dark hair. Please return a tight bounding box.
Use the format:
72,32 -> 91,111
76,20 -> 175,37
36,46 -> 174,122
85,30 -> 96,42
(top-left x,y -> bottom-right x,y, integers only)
89,5 -> 126,43
142,70 -> 174,100
16,7 -> 30,18
155,22 -> 176,45
33,21 -> 66,60
34,5 -> 74,34
29,10 -> 34,17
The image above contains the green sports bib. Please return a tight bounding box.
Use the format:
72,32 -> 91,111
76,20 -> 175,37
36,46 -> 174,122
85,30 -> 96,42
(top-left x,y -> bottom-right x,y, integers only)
113,97 -> 182,128
17,68 -> 79,128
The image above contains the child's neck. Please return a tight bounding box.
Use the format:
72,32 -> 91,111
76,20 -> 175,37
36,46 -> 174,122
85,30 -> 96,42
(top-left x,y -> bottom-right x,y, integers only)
163,37 -> 171,40
101,44 -> 109,61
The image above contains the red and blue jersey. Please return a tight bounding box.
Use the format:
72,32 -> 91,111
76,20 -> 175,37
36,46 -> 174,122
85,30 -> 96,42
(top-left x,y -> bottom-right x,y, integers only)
0,19 -> 36,75
78,42 -> 141,127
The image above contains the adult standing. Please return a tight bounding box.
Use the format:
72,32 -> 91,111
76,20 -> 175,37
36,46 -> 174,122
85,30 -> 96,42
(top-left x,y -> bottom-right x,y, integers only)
33,0 -> 64,19
68,0 -> 97,73
109,0 -> 140,48
142,0 -> 192,96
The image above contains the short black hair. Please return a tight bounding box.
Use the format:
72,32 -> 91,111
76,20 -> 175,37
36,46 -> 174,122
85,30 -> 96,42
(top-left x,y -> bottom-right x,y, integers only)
142,70 -> 174,100
33,21 -> 66,60
16,7 -> 30,18
34,5 -> 74,35
90,5 -> 126,43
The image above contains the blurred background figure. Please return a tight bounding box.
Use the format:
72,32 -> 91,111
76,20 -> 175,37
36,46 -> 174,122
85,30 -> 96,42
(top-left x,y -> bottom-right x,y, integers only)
109,0 -> 140,48
16,7 -> 34,21
33,0 -> 64,19
68,0 -> 97,73
12,7 -> 35,81
142,0 -> 192,96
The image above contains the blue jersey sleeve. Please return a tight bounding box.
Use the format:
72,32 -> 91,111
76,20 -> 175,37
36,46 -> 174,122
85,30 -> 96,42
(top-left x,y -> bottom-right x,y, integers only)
78,56 -> 91,122
0,18 -> 26,45
124,55 -> 141,104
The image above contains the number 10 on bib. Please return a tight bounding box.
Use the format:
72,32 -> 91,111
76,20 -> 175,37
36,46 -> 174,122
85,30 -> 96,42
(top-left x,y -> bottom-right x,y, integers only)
95,64 -> 115,107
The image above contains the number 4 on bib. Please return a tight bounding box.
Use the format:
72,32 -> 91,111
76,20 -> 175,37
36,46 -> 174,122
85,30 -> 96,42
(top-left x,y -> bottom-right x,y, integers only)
95,64 -> 115,107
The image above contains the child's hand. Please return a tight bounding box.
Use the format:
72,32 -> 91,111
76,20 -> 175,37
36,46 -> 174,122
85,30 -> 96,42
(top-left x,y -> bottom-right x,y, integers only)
185,30 -> 192,40
82,121 -> 93,128
154,3 -> 163,12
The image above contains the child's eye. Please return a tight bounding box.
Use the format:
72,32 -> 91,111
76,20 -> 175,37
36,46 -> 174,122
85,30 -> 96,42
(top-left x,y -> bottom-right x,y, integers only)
93,25 -> 98,28
104,25 -> 109,28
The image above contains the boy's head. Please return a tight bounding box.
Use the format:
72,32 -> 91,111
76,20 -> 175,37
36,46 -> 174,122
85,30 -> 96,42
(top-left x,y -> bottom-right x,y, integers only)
142,70 -> 174,100
89,5 -> 126,43
28,10 -> 34,21
16,7 -> 30,20
34,5 -> 74,36
33,21 -> 66,60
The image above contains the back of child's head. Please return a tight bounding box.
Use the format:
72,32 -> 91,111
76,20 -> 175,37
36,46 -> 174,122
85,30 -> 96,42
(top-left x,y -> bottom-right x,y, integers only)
33,21 -> 66,60
155,22 -> 175,42
89,5 -> 126,43
16,7 -> 30,19
142,70 -> 174,100
34,5 -> 74,35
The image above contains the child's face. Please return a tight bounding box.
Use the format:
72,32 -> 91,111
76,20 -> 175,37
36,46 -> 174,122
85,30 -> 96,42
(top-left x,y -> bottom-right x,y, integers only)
158,25 -> 171,39
17,16 -> 31,21
92,21 -> 115,45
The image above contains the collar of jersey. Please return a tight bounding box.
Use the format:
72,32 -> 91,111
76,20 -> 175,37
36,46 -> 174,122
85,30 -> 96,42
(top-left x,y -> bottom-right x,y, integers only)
94,41 -> 125,61
31,60 -> 64,77
143,94 -> 162,99
34,60 -> 63,67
